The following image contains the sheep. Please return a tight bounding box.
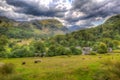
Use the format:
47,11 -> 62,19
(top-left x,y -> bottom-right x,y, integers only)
22,62 -> 26,65
112,56 -> 114,59
82,58 -> 85,60
34,59 -> 41,63
0,62 -> 4,67
98,56 -> 102,59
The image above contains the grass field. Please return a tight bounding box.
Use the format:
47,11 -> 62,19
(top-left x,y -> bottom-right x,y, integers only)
1,53 -> 120,80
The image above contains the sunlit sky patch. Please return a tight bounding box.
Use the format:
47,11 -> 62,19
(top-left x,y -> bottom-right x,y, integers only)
0,0 -> 120,28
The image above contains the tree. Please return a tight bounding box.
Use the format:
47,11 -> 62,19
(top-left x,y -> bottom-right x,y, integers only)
46,45 -> 57,57
97,42 -> 108,54
32,41 -> 46,57
0,35 -> 8,57
10,45 -> 34,58
101,38 -> 114,48
56,46 -> 71,55
70,46 -> 82,55
46,45 -> 71,57
112,40 -> 120,49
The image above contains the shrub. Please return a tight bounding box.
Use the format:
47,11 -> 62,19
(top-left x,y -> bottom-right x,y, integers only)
94,60 -> 120,80
7,74 -> 25,80
89,51 -> 97,55
70,46 -> 82,55
0,74 -> 25,80
113,50 -> 120,53
0,63 -> 15,74
93,69 -> 109,80
10,45 -> 34,58
33,41 -> 46,53
46,45 -> 56,57
46,45 -> 71,57
0,51 -> 6,58
97,42 -> 108,54
0,63 -> 24,80
0,35 -> 9,58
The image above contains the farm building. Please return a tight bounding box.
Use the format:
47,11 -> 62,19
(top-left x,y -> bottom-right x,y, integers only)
82,47 -> 92,55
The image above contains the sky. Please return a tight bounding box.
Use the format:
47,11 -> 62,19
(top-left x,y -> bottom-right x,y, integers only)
0,0 -> 120,28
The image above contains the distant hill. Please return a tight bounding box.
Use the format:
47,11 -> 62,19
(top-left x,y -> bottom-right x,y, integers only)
69,14 -> 120,41
0,16 -> 68,39
50,14 -> 120,46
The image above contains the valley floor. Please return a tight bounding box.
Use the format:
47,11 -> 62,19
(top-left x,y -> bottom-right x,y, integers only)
1,53 -> 120,80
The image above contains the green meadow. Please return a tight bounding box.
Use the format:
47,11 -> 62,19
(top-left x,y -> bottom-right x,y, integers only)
1,53 -> 120,80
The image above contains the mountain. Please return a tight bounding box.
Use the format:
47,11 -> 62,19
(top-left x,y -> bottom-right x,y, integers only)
69,14 -> 120,40
68,26 -> 87,32
0,16 -> 68,39
50,14 -> 120,46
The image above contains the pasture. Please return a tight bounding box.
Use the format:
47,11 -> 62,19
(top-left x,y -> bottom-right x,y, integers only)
1,53 -> 120,80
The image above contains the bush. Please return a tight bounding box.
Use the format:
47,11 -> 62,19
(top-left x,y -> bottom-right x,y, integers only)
46,45 -> 56,57
97,42 -> 108,54
0,63 -> 15,74
46,45 -> 71,57
7,74 -> 25,80
113,50 -> 120,53
93,69 -> 109,80
33,41 -> 46,53
89,51 -> 97,55
10,45 -> 34,58
70,46 -> 82,55
0,74 -> 25,80
94,60 -> 120,80
0,35 -> 9,58
0,51 -> 6,58
0,63 -> 24,80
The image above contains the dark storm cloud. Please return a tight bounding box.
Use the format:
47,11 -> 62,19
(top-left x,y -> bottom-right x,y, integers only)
6,0 -> 27,8
72,0 -> 120,19
6,0 -> 66,17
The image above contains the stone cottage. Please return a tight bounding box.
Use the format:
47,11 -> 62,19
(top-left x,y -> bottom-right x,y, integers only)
108,47 -> 113,53
82,47 -> 92,55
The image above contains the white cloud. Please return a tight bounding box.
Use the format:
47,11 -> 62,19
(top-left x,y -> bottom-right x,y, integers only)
75,20 -> 86,26
66,10 -> 85,19
0,0 -> 14,11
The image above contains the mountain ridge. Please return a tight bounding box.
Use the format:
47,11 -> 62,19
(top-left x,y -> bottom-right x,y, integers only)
0,16 -> 68,39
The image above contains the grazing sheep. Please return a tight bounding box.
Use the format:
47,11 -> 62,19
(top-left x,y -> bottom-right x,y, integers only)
82,58 -> 85,60
34,59 -> 41,63
0,62 -> 4,67
98,56 -> 102,59
86,66 -> 89,69
112,56 -> 114,59
22,62 -> 26,65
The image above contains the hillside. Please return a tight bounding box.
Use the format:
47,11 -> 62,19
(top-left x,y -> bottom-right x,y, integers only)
71,14 -> 120,40
0,17 -> 68,39
49,14 -> 120,47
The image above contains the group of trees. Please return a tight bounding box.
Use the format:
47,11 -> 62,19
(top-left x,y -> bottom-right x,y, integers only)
0,39 -> 83,58
1,36 -> 119,58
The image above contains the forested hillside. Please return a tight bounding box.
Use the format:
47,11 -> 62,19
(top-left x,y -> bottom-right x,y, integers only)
49,14 -> 120,47
0,17 -> 68,39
